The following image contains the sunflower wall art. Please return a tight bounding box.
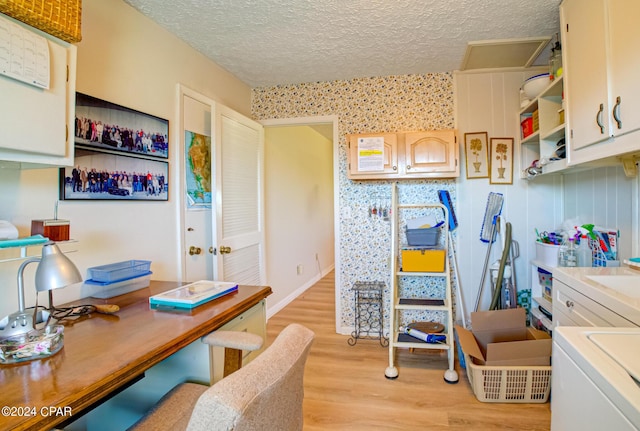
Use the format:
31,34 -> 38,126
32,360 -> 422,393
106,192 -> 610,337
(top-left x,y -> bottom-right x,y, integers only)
489,137 -> 514,184
464,131 -> 489,179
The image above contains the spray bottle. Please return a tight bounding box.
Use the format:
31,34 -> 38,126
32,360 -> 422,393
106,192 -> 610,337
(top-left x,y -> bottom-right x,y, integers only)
577,226 -> 593,267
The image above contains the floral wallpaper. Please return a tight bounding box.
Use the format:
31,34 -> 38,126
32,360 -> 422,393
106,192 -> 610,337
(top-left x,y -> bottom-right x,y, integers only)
252,73 -> 457,333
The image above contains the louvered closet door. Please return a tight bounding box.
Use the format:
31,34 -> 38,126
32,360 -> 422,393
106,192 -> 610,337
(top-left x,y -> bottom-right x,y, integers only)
213,104 -> 266,285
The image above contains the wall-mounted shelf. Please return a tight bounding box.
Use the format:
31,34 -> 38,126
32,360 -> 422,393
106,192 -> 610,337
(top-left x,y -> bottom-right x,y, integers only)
519,76 -> 567,179
0,240 -> 78,264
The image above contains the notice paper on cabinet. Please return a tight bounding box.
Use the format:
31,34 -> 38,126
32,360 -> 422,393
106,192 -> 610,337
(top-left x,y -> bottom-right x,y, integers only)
0,13 -> 50,89
357,136 -> 384,171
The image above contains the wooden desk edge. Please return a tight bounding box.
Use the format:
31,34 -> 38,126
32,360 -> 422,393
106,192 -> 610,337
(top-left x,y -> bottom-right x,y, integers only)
7,282 -> 272,431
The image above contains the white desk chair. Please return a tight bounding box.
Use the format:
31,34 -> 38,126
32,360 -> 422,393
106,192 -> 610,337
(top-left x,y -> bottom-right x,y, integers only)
128,323 -> 315,431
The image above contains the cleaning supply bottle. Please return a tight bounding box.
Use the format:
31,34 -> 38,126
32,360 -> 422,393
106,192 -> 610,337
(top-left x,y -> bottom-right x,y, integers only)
577,234 -> 592,267
563,237 -> 578,267
557,234 -> 568,267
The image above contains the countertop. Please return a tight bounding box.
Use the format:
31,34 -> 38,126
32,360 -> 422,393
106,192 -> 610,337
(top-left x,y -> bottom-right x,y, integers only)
552,265 -> 640,326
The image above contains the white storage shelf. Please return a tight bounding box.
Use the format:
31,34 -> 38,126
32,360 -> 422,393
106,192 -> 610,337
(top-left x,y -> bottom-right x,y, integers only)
530,259 -> 554,334
519,77 -> 568,178
0,240 -> 77,264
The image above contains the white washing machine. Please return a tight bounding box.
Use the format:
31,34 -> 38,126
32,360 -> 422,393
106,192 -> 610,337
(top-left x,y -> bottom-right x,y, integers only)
552,326 -> 640,430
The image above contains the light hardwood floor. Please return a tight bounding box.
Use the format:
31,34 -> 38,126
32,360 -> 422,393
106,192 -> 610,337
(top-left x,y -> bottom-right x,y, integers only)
267,270 -> 551,431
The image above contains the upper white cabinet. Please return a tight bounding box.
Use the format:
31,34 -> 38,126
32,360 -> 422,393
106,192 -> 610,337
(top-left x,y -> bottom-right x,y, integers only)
561,0 -> 640,165
347,130 -> 459,180
0,13 -> 77,167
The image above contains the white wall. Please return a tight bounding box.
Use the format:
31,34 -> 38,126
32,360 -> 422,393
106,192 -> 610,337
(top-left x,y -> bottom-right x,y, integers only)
562,167 -> 637,260
0,0 -> 251,319
263,125 -> 335,315
454,70 -> 564,321
455,70 -> 639,324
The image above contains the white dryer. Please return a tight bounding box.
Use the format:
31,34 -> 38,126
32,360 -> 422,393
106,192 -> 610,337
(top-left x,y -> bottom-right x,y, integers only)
552,326 -> 640,430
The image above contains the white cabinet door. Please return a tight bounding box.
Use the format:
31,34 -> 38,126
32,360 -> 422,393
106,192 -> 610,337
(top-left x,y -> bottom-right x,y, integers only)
563,0 -> 640,165
561,0 -> 611,151
608,0 -> 640,138
0,13 -> 76,167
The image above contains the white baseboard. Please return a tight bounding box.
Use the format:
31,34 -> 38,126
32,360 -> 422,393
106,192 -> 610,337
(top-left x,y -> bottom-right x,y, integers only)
266,263 -> 335,319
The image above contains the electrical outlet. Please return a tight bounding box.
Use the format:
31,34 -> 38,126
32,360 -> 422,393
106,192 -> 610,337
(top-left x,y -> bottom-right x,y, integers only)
297,264 -> 303,275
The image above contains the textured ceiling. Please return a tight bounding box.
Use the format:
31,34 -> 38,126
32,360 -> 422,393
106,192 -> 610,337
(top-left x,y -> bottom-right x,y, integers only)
122,0 -> 562,88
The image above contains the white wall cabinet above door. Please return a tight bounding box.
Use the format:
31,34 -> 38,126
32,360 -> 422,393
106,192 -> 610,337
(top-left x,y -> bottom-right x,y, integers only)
0,13 -> 76,168
561,0 -> 640,166
347,129 -> 458,180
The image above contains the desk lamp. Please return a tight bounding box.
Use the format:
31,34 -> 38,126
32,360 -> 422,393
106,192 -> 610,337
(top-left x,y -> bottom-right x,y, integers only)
0,242 -> 82,340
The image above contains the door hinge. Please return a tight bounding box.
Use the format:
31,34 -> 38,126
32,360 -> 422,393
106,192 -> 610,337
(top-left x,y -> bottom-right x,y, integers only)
66,65 -> 69,82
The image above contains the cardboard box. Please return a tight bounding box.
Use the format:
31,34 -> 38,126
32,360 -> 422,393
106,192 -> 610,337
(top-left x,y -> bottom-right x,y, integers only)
31,219 -> 70,242
455,308 -> 551,366
401,248 -> 445,272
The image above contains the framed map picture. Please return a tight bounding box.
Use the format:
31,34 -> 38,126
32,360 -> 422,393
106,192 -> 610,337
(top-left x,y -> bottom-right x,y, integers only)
464,132 -> 489,179
185,130 -> 212,209
490,137 -> 514,185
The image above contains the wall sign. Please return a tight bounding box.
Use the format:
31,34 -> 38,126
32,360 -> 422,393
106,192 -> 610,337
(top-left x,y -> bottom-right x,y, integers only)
357,136 -> 384,172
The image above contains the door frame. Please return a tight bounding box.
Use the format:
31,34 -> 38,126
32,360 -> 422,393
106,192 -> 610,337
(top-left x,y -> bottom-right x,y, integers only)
260,115 -> 341,333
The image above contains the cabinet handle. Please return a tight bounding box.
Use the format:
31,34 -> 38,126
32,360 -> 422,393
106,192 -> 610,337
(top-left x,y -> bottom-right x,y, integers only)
565,300 -> 574,308
612,96 -> 622,129
406,165 -> 411,170
392,165 -> 397,171
596,103 -> 605,134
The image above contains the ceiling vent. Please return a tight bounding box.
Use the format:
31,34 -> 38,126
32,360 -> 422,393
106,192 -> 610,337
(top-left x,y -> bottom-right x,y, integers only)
460,37 -> 552,71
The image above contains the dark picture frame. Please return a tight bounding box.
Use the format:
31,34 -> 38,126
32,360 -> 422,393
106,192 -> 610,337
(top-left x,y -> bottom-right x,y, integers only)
74,92 -> 169,159
59,148 -> 169,201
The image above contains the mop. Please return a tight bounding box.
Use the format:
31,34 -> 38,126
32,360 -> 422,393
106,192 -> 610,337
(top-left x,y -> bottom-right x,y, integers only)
438,190 -> 467,328
474,192 -> 504,312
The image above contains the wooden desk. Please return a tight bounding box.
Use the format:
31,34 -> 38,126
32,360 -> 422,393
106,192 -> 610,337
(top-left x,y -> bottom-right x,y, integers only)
0,281 -> 272,431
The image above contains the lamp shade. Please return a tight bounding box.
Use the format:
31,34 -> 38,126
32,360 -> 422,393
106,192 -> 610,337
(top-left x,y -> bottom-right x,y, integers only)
34,242 -> 82,292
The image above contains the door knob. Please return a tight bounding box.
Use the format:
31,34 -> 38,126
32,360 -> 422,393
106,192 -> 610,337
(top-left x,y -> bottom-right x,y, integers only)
189,246 -> 202,255
219,246 -> 232,254
209,246 -> 216,255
